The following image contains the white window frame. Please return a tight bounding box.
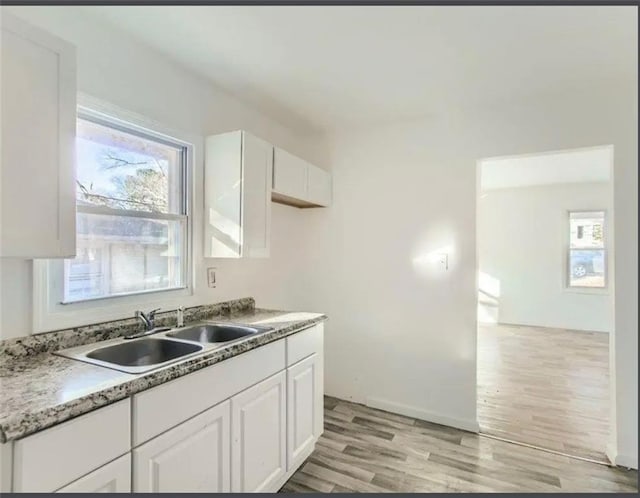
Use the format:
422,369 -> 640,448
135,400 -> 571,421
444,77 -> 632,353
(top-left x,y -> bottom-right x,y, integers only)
33,94 -> 198,333
566,209 -> 608,292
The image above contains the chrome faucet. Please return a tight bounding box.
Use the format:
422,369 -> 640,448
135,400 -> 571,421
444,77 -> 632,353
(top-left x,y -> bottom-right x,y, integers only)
135,308 -> 161,331
125,309 -> 170,340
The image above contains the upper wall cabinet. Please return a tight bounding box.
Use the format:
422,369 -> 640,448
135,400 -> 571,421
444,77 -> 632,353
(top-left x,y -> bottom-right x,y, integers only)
1,13 -> 77,258
204,130 -> 273,258
272,147 -> 331,208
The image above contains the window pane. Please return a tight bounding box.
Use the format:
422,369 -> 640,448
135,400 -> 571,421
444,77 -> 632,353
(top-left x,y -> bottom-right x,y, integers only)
569,249 -> 605,288
63,212 -> 185,302
76,118 -> 183,214
570,211 -> 605,249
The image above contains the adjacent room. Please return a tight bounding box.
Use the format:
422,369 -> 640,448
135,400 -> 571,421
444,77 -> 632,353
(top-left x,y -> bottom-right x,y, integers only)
0,3 -> 637,494
477,146 -> 614,463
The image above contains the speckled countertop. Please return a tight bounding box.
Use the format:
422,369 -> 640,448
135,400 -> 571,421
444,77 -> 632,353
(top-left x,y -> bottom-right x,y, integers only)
0,306 -> 326,443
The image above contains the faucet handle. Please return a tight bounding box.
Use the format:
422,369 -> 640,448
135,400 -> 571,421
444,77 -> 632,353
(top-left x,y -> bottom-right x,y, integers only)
148,308 -> 161,319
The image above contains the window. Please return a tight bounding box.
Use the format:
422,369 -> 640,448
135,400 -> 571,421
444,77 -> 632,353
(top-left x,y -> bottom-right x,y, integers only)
568,211 -> 606,289
63,114 -> 189,303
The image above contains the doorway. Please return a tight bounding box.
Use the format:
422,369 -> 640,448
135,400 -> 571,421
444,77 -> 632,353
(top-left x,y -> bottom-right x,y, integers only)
476,145 -> 614,463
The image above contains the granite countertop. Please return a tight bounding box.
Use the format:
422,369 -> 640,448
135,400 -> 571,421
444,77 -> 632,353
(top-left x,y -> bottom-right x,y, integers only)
0,308 -> 326,443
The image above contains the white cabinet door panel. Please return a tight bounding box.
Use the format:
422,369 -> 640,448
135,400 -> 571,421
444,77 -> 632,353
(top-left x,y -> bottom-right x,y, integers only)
56,454 -> 131,493
134,400 -> 230,493
306,164 -> 332,207
287,354 -> 322,471
1,12 -> 76,258
272,147 -> 307,200
231,371 -> 286,492
241,132 -> 272,257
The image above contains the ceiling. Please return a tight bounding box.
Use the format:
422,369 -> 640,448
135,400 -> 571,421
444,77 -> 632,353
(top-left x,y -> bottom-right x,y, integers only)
79,5 -> 637,133
480,146 -> 612,191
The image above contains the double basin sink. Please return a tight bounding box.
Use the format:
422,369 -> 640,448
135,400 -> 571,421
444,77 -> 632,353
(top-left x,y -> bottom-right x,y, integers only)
56,323 -> 274,374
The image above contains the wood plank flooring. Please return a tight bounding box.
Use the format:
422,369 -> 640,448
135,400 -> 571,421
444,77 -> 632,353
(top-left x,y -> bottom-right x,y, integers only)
280,397 -> 637,493
478,323 -> 610,462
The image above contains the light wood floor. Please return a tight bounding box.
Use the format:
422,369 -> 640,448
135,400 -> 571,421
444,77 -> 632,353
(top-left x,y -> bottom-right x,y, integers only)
280,397 -> 637,493
477,323 -> 610,462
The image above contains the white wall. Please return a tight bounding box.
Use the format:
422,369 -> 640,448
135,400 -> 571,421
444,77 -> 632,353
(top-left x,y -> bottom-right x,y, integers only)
298,81 -> 636,466
0,6 -> 325,340
478,182 -> 613,332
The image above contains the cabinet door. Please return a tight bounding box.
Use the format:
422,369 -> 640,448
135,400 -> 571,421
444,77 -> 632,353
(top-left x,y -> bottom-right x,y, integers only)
56,454 -> 131,493
1,12 -> 76,258
242,132 -> 273,258
273,147 -> 307,200
306,164 -> 332,207
287,353 -> 323,471
231,371 -> 286,492
134,400 -> 230,492
204,131 -> 243,258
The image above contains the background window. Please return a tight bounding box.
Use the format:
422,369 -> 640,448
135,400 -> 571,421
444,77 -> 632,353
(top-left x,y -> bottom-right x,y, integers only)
568,210 -> 606,288
63,115 -> 188,303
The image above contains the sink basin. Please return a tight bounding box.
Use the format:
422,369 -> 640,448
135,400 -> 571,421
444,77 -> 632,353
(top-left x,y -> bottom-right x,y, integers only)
167,324 -> 272,343
56,338 -> 205,374
87,338 -> 203,367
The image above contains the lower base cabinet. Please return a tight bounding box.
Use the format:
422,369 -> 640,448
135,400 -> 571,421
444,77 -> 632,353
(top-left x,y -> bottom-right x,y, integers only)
231,371 -> 287,492
133,401 -> 230,492
8,325 -> 325,493
56,454 -> 131,493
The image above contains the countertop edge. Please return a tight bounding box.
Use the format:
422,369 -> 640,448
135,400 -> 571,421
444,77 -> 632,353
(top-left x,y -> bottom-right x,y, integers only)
0,313 -> 327,443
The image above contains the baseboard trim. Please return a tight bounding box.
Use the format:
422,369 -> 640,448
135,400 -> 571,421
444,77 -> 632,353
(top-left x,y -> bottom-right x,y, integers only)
606,442 -> 638,470
365,397 -> 480,433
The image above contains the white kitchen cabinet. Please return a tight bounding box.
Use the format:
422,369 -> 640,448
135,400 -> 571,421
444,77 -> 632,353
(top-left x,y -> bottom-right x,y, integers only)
134,400 -> 230,493
0,12 -> 76,258
287,353 -> 323,471
56,454 -> 131,493
272,147 -> 308,201
204,130 -> 272,258
272,147 -> 331,208
231,371 -> 287,492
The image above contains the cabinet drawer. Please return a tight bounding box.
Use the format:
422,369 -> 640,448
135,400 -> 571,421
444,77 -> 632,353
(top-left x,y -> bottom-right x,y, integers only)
133,339 -> 285,446
286,323 -> 324,366
13,398 -> 130,492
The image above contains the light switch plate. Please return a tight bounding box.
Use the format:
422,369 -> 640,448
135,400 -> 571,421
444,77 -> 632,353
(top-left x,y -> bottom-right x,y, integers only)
207,267 -> 216,288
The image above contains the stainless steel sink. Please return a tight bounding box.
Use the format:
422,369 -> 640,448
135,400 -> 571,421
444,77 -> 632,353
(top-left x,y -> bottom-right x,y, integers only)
88,338 -> 202,366
55,321 -> 274,374
57,337 -> 204,374
167,323 -> 272,343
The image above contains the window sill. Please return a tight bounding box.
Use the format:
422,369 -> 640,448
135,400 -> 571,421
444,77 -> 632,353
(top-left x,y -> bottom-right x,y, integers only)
563,286 -> 610,296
